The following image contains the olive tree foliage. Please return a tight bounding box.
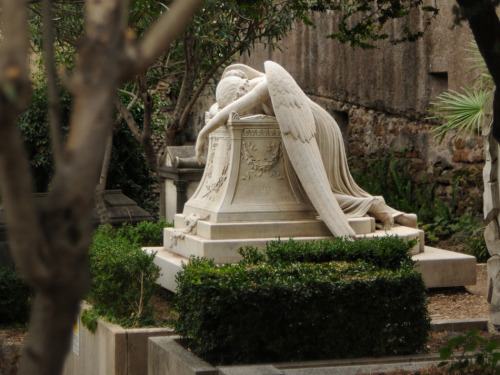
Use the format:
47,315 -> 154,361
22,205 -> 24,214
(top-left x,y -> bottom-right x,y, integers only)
0,1 -> 202,375
312,0 -> 439,49
161,0 -> 313,146
28,0 -> 316,160
28,0 -> 440,165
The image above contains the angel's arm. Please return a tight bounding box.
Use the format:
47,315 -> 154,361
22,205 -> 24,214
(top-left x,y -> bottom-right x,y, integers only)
195,79 -> 270,163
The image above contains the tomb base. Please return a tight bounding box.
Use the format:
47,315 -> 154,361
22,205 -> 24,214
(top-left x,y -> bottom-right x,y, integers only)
146,244 -> 476,292
150,214 -> 452,293
164,213 -> 424,265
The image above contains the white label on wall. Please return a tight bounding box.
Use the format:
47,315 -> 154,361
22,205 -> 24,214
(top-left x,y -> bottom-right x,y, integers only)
73,319 -> 79,356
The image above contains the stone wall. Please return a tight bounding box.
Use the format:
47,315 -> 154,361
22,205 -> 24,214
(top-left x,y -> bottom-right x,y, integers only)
305,94 -> 484,216
235,0 -> 485,216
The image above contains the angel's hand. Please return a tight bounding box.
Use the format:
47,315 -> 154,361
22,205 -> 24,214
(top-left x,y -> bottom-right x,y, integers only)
195,135 -> 207,164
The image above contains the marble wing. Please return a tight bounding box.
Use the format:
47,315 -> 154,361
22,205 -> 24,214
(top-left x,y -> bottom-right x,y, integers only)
264,61 -> 355,237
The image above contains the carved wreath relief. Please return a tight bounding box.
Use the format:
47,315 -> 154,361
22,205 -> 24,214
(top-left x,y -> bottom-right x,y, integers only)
240,128 -> 284,181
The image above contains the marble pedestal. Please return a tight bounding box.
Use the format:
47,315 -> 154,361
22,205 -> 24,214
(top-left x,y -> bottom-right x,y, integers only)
149,114 -> 476,292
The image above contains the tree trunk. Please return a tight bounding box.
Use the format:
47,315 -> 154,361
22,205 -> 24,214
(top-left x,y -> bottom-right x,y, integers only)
0,1 -> 202,373
455,0 -> 500,329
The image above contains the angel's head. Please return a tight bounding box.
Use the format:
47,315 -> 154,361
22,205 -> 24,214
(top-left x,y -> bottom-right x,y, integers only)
216,70 -> 250,109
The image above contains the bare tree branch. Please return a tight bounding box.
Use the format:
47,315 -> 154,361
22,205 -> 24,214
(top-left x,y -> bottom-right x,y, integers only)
115,94 -> 142,139
43,0 -> 64,170
95,132 -> 113,225
177,45 -> 238,132
115,90 -> 159,172
128,0 -> 204,75
138,73 -> 153,142
175,21 -> 256,134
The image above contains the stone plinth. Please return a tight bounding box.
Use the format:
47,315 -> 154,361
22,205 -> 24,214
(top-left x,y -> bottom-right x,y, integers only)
182,114 -> 316,223
159,146 -> 204,222
413,247 -> 476,288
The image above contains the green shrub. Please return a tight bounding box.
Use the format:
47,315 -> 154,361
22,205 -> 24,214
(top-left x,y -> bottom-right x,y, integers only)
17,84 -> 71,192
439,329 -> 500,374
0,267 -> 33,326
352,151 -> 485,246
466,227 -> 489,263
174,237 -> 430,365
84,221 -> 165,330
351,151 -> 426,218
115,218 -> 171,246
264,236 -> 416,270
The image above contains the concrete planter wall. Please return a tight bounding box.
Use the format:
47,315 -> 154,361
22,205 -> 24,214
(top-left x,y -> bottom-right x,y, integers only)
63,314 -> 173,375
148,336 -> 447,375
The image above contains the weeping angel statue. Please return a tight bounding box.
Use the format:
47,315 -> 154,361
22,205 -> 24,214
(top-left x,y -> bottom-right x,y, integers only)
195,61 -> 416,237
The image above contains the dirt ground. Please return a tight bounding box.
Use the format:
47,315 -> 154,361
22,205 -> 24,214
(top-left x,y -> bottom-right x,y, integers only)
427,263 -> 489,321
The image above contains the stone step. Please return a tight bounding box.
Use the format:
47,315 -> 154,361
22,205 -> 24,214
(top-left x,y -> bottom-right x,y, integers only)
413,246 -> 476,288
166,221 -> 424,261
164,227 -> 338,264
172,214 -> 376,238
147,245 -> 476,292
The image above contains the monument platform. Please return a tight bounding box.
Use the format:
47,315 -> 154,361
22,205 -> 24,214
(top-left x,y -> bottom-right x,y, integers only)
146,243 -> 476,292
164,215 -> 424,264
413,246 -> 476,288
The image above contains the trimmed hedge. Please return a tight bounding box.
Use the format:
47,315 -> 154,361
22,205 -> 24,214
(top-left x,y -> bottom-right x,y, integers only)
0,267 -> 33,326
265,236 -> 417,269
174,237 -> 430,365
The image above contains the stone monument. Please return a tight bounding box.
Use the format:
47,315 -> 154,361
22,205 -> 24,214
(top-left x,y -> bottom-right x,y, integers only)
147,62 -> 476,292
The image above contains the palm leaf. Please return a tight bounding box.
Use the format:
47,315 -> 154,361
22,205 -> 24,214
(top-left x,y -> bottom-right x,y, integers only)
428,87 -> 491,143
465,41 -> 494,89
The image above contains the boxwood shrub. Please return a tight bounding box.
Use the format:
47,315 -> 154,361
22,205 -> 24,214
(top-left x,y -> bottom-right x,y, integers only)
0,266 -> 33,326
265,236 -> 416,269
83,220 -> 170,331
174,237 -> 430,365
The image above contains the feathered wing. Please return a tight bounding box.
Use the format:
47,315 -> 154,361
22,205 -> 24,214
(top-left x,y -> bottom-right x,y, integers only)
264,62 -> 315,142
264,61 -> 355,237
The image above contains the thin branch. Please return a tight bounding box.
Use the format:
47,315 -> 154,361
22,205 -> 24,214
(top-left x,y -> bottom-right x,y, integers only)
118,88 -> 138,99
138,73 -> 152,141
114,95 -> 142,142
129,0 -> 204,75
43,0 -> 64,171
177,21 -> 256,130
172,33 -> 195,123
114,92 -> 159,172
95,132 -> 113,225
